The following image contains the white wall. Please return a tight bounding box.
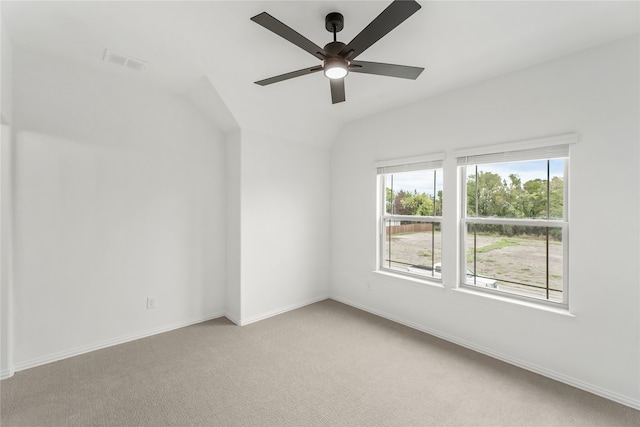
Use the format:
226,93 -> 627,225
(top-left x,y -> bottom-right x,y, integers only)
11,47 -> 227,369
1,124 -> 13,379
330,36 -> 639,407
5,44 -> 332,369
1,17 -> 12,124
1,17 -> 14,378
225,130 -> 242,324
239,130 -> 330,324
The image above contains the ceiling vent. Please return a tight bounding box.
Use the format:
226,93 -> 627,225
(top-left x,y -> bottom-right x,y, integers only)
103,49 -> 147,72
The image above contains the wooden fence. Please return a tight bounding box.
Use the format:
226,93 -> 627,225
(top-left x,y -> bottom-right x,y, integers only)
386,223 -> 433,235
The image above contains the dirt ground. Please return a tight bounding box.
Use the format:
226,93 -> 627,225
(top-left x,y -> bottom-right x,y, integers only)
385,231 -> 563,302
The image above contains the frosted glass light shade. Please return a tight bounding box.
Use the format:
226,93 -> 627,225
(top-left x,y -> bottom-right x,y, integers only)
324,58 -> 348,79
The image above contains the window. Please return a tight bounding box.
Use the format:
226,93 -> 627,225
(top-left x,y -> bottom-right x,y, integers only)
377,155 -> 444,280
458,144 -> 570,305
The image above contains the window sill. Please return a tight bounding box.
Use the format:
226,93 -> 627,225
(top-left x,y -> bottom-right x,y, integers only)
373,270 -> 445,290
452,287 -> 575,318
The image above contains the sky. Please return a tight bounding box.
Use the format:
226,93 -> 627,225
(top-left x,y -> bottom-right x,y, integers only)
386,159 -> 565,195
474,159 -> 565,186
386,169 -> 442,197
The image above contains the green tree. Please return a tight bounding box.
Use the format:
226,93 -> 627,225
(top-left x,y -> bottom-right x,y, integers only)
386,187 -> 394,214
386,188 -> 438,216
523,179 -> 547,218
401,191 -> 434,216
435,190 -> 443,216
467,171 -> 504,217
549,176 -> 564,219
392,190 -> 409,215
504,174 -> 526,218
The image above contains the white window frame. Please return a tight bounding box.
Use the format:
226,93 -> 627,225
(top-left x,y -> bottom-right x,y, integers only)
454,134 -> 576,307
375,153 -> 445,282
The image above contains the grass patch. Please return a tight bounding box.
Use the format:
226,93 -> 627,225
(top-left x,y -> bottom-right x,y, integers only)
476,238 -> 521,253
466,238 -> 520,262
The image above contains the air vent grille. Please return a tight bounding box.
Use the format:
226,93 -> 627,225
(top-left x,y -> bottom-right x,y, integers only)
103,49 -> 147,72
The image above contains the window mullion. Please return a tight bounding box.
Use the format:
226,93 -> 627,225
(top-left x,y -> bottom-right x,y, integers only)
382,215 -> 442,223
546,160 -> 550,300
466,217 -> 565,228
432,170 -> 436,276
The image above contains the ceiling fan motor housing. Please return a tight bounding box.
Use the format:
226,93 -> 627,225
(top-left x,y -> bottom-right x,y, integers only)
325,12 -> 344,33
324,41 -> 346,57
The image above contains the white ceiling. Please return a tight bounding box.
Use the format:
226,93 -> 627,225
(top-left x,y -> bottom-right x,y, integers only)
2,1 -> 639,146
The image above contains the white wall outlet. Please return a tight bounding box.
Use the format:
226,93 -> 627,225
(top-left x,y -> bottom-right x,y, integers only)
146,297 -> 157,309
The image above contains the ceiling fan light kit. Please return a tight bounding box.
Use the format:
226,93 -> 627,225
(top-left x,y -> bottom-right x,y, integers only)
251,0 -> 424,104
324,57 -> 349,79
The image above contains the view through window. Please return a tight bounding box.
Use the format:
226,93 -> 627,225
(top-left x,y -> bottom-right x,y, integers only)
462,154 -> 568,304
380,166 -> 443,280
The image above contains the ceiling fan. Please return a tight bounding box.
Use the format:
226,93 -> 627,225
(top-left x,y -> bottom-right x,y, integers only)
251,0 -> 424,104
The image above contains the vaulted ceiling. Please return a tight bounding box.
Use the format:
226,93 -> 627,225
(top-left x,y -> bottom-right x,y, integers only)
2,1 -> 638,146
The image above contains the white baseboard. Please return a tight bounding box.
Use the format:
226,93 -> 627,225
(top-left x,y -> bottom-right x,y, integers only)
224,312 -> 240,326
1,368 -> 15,380
239,294 -> 329,326
10,311 -> 226,375
330,295 -> 640,411
7,295 -> 330,376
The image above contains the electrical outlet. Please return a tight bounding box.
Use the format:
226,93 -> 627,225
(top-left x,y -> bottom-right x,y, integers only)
146,297 -> 157,309
366,282 -> 372,292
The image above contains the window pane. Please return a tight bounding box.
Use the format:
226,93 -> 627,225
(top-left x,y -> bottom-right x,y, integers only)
465,223 -> 563,303
384,220 -> 441,278
385,169 -> 443,216
466,159 -> 565,220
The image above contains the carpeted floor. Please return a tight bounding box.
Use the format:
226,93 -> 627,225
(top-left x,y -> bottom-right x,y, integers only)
1,299 -> 639,426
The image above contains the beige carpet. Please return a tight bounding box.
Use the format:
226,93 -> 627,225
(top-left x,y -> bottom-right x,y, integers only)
1,299 -> 639,426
